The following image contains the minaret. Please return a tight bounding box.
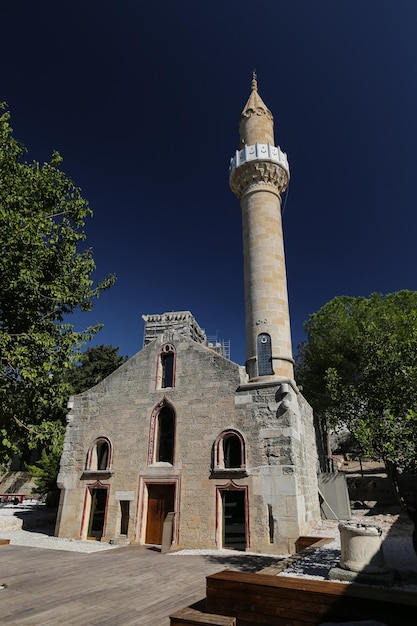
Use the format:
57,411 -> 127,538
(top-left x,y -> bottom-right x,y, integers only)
230,74 -> 293,383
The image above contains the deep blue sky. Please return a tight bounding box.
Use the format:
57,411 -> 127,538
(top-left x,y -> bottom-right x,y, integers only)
3,1 -> 417,365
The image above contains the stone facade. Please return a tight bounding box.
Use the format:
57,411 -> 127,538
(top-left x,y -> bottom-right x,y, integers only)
56,328 -> 320,553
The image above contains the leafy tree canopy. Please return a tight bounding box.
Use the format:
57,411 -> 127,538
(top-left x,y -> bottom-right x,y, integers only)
67,344 -> 128,395
0,104 -> 115,467
296,291 -> 417,473
25,421 -> 65,505
26,346 -> 126,500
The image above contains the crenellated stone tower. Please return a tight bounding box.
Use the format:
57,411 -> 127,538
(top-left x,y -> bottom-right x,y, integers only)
230,73 -> 293,383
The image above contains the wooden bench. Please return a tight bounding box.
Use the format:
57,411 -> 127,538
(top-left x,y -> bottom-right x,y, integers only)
295,536 -> 331,552
0,539 -> 11,546
206,570 -> 417,626
170,606 -> 235,625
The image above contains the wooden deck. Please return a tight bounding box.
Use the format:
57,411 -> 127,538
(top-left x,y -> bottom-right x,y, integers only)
0,544 -> 280,625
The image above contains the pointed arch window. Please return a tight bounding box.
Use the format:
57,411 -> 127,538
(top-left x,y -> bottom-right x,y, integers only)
86,437 -> 112,471
148,400 -> 176,465
156,344 -> 176,389
156,405 -> 175,463
257,333 -> 274,376
213,430 -> 246,473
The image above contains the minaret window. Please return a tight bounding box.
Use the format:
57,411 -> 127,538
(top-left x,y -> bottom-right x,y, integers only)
257,333 -> 274,377
156,344 -> 176,388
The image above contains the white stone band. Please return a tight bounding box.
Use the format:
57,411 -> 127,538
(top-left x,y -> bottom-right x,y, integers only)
229,143 -> 290,177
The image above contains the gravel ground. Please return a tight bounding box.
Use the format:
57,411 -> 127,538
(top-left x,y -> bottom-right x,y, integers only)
0,501 -> 117,553
2,528 -> 119,553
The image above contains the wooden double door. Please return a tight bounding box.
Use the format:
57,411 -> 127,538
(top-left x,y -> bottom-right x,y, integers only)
145,483 -> 175,545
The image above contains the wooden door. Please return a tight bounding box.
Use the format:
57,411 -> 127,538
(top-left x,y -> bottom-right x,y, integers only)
145,484 -> 175,545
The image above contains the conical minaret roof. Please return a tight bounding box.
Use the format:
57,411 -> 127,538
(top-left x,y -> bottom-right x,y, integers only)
241,72 -> 273,119
239,73 -> 275,147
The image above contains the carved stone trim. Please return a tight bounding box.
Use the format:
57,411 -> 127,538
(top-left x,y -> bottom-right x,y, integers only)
81,470 -> 113,480
210,469 -> 248,479
240,106 -> 273,121
230,160 -> 289,199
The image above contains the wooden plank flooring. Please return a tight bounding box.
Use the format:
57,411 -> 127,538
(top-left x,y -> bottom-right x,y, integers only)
0,545 -> 279,625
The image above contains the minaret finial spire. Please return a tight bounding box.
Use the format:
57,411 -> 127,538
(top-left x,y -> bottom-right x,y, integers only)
251,69 -> 257,91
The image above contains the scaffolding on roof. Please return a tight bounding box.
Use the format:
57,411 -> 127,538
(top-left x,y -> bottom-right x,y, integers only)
205,335 -> 231,360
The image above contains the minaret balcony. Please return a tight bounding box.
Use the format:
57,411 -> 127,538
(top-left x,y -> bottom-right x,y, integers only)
229,142 -> 289,177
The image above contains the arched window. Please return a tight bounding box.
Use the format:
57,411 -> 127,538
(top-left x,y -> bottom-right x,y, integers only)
223,434 -> 242,468
148,400 -> 176,465
156,344 -> 176,389
257,333 -> 274,376
156,405 -> 175,463
86,437 -> 112,471
214,430 -> 246,471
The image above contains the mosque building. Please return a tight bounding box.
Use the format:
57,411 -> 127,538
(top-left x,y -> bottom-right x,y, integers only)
55,76 -> 321,554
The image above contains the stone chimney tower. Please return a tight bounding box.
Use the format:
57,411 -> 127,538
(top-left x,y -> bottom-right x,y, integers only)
230,73 -> 293,383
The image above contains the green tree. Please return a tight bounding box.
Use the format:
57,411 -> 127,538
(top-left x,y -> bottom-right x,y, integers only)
26,346 -> 127,501
25,421 -> 65,506
0,104 -> 115,468
296,291 -> 417,542
67,344 -> 128,394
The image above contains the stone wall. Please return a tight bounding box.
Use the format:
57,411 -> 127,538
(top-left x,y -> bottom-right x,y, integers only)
57,332 -> 320,554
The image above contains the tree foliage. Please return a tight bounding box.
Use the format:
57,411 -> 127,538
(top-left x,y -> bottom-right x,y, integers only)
25,346 -> 126,500
25,421 -> 65,504
296,291 -> 417,472
67,344 -> 128,395
0,104 -> 115,467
